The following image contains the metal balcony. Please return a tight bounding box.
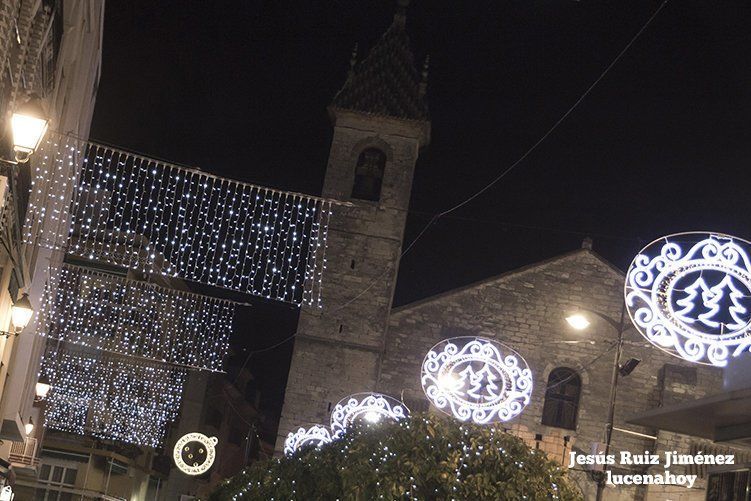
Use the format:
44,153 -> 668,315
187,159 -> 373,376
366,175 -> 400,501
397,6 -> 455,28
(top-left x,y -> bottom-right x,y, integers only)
9,437 -> 38,467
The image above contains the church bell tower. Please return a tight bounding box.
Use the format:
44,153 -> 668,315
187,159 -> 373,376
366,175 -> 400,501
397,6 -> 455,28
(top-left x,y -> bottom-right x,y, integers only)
276,3 -> 431,450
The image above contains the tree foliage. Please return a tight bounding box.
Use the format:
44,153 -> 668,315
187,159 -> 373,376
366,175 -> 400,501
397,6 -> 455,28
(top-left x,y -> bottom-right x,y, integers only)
210,413 -> 582,500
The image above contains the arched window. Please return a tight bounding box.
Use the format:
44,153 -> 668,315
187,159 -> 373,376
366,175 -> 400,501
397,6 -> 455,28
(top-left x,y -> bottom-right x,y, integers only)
351,148 -> 386,201
542,368 -> 581,430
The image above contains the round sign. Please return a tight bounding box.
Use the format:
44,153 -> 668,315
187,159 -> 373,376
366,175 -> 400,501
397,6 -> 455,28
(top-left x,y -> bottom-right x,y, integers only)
421,336 -> 533,424
173,432 -> 218,475
284,425 -> 332,456
626,232 -> 751,366
330,393 -> 408,439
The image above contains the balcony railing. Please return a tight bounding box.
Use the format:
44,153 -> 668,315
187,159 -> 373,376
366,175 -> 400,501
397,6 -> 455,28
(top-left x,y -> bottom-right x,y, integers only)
9,436 -> 38,467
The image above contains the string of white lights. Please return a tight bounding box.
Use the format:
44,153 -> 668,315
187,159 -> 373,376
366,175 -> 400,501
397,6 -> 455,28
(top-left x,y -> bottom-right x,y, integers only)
41,344 -> 187,448
38,263 -> 234,371
23,134 -> 334,306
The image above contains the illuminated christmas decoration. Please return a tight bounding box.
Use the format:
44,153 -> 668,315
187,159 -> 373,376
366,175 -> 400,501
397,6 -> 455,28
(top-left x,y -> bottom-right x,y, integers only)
284,425 -> 332,456
330,393 -> 408,439
23,134 -> 334,306
626,232 -> 751,366
421,337 -> 533,424
219,414 -> 580,500
173,432 -> 218,475
38,263 -> 234,371
41,345 -> 186,448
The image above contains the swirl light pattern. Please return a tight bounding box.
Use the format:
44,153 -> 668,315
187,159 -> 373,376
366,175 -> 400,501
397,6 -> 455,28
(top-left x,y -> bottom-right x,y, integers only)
173,432 -> 218,475
330,393 -> 408,438
421,337 -> 533,424
284,425 -> 332,456
626,232 -> 751,366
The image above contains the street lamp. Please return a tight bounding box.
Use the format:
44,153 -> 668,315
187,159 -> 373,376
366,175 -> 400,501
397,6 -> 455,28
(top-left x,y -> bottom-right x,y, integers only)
565,305 -> 639,501
24,416 -> 33,435
11,95 -> 49,163
35,373 -> 51,401
565,313 -> 591,330
11,293 -> 34,332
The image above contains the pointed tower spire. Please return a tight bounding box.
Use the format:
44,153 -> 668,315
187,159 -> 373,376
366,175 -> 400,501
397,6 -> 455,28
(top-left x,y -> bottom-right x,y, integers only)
394,0 -> 410,28
347,43 -> 358,80
330,0 -> 428,121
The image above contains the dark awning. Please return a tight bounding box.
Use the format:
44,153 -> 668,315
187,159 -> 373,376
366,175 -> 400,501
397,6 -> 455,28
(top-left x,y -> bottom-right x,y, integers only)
627,387 -> 751,446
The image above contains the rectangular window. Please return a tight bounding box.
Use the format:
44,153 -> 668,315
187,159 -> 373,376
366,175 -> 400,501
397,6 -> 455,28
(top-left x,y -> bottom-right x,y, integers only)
706,470 -> 750,501
63,467 -> 77,485
37,460 -> 79,497
39,463 -> 51,481
51,466 -> 63,483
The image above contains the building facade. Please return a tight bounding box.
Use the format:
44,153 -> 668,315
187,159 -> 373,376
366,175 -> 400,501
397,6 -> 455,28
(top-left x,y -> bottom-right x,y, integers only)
276,6 -> 745,500
276,3 -> 430,452
160,362 -> 266,500
0,1 -> 103,498
379,246 -> 738,500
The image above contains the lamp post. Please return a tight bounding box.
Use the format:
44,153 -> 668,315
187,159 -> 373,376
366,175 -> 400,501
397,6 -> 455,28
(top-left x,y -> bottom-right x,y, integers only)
35,372 -> 51,401
11,292 -> 34,332
0,292 -> 35,338
10,94 -> 49,163
565,303 -> 640,501
24,416 -> 33,436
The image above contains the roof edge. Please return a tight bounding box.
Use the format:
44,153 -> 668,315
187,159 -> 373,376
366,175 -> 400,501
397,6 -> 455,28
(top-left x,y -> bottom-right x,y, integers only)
392,248 -> 625,315
327,106 -> 431,146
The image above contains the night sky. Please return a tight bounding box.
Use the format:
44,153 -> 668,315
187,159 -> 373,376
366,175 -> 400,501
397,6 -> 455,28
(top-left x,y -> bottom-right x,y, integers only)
90,0 -> 751,433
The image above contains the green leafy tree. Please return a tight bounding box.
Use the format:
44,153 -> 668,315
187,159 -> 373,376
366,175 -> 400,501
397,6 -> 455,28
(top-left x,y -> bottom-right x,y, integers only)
210,413 -> 582,500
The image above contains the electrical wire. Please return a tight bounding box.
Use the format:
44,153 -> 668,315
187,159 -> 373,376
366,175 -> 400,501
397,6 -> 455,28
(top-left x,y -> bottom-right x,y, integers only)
238,0 -> 671,358
544,341 -> 619,394
431,0 -> 669,220
407,210 -> 644,243
329,0 -> 670,314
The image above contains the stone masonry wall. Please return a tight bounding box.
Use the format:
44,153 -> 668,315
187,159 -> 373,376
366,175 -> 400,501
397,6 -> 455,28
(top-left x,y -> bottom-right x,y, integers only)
377,249 -> 725,500
275,112 -> 428,450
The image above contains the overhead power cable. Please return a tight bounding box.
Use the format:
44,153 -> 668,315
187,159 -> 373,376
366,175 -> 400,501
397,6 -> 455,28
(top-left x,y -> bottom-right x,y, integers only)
240,0 -> 670,357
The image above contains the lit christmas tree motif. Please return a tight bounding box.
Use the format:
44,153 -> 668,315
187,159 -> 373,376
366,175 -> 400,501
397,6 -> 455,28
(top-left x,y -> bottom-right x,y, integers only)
421,337 -> 533,424
626,232 -> 751,366
674,275 -> 749,331
460,364 -> 502,401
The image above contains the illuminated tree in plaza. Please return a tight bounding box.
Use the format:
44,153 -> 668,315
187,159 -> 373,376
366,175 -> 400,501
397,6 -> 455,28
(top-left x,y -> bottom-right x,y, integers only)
210,413 -> 582,501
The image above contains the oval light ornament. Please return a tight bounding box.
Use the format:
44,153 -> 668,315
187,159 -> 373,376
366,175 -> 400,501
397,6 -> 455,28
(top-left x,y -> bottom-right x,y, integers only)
625,231 -> 751,366
421,336 -> 533,424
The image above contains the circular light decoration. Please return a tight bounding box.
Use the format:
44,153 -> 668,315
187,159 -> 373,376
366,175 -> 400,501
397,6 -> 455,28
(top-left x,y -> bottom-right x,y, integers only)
284,425 -> 332,456
173,432 -> 218,475
421,336 -> 533,424
330,392 -> 408,438
626,232 -> 751,367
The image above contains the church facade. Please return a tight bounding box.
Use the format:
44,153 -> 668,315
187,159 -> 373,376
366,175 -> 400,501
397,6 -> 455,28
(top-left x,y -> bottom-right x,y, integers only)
276,7 -> 740,500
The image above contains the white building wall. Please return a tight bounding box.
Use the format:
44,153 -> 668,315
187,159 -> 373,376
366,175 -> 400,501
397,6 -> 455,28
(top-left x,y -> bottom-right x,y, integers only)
0,0 -> 102,460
